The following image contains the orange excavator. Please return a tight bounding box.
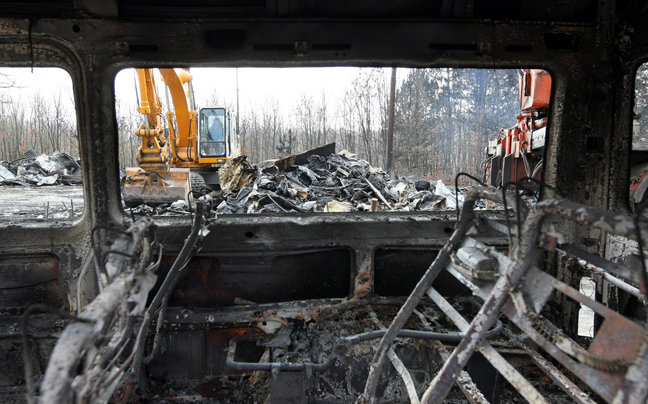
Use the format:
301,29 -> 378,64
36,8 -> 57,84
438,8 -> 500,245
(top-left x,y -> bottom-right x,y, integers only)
484,69 -> 551,189
122,68 -> 240,206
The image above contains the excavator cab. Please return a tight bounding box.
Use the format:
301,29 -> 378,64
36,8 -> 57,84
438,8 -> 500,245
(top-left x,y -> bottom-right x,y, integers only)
199,107 -> 227,157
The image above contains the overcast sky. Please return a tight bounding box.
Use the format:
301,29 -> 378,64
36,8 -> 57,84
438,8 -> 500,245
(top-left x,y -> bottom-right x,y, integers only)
0,67 -> 74,103
0,66 -> 393,114
114,66 -> 386,115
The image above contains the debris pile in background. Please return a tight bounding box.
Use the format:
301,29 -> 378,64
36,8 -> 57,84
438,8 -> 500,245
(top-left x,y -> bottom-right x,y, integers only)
0,151 -> 82,186
214,143 -> 466,214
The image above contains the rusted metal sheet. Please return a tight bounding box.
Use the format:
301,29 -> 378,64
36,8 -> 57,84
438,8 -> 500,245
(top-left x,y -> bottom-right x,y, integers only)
275,142 -> 336,172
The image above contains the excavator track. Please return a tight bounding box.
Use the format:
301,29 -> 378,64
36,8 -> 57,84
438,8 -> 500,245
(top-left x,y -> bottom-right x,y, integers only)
190,171 -> 207,196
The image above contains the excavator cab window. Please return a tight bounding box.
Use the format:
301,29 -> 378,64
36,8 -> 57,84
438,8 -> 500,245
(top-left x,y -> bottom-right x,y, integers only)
199,107 -> 227,157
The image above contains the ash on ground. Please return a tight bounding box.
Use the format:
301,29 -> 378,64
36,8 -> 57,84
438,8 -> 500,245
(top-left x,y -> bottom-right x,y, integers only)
0,151 -> 84,220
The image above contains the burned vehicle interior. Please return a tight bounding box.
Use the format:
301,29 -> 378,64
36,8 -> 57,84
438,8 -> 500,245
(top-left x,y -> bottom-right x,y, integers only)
2,0 -> 648,403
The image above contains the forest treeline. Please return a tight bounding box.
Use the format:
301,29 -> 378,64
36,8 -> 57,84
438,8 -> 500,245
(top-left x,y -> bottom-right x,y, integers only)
231,68 -> 521,183
0,88 -> 78,163
3,66 -> 648,184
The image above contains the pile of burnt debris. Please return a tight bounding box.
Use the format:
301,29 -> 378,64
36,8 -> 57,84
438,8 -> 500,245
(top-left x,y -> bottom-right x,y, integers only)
128,143 -> 474,216
214,143 -> 468,214
0,150 -> 82,186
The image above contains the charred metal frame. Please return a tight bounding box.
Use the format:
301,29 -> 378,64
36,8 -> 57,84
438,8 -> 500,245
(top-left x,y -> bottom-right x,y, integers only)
0,1 -> 648,403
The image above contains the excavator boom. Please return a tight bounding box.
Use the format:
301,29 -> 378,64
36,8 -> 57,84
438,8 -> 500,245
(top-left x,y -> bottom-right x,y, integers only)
122,68 -> 191,206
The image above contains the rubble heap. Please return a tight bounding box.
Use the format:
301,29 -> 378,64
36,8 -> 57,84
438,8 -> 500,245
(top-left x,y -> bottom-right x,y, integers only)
214,144 -> 465,214
0,151 -> 82,186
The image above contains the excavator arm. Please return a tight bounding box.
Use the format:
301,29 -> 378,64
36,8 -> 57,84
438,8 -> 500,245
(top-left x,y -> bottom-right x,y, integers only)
122,68 -> 191,206
158,68 -> 198,164
133,69 -> 169,175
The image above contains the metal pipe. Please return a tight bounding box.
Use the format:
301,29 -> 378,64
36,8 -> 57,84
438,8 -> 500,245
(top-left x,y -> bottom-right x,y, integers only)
589,266 -> 647,303
226,337 -> 340,373
346,322 -> 503,345
226,321 -> 503,373
558,243 -> 640,284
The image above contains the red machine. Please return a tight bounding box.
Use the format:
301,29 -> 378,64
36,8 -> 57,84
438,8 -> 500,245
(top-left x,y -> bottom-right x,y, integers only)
485,69 -> 551,188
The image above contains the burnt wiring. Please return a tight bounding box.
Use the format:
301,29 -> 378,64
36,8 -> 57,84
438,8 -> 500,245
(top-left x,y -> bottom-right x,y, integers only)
501,181 -> 519,247
100,250 -> 136,279
502,178 -> 535,247
90,225 -> 131,282
80,207 -> 205,400
516,176 -> 560,202
38,218 -> 159,402
127,201 -> 207,385
453,172 -> 485,222
77,231 -> 162,311
501,177 -> 559,250
90,223 -> 160,284
143,306 -> 167,365
22,305 -> 94,404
